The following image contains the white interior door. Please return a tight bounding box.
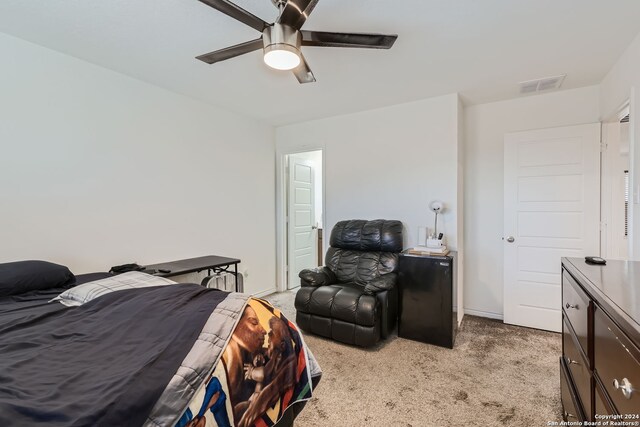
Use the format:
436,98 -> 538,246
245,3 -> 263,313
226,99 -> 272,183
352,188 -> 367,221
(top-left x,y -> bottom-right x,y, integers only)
288,155 -> 317,289
503,123 -> 601,332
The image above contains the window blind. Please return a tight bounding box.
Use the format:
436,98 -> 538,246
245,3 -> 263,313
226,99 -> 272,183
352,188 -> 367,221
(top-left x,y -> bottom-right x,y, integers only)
625,170 -> 629,237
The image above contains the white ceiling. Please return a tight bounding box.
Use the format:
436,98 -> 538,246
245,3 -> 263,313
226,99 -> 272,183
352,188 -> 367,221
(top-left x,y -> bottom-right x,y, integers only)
1,0 -> 639,125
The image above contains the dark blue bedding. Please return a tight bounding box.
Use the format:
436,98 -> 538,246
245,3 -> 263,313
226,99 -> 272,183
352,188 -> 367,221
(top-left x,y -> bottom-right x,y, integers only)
0,273 -> 111,322
0,282 -> 228,427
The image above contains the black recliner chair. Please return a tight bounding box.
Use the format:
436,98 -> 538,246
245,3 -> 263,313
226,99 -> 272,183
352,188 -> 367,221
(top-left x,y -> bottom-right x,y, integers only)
294,219 -> 403,347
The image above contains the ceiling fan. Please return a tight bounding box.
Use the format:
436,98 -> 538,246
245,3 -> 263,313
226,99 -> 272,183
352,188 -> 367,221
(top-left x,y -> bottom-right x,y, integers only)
195,0 -> 398,83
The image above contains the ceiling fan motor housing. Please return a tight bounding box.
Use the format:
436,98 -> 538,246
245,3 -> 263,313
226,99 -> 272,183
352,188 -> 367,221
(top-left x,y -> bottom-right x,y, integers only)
263,23 -> 302,56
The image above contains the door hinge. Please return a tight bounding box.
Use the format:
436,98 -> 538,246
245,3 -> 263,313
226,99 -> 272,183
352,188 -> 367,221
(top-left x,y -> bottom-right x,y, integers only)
600,142 -> 608,152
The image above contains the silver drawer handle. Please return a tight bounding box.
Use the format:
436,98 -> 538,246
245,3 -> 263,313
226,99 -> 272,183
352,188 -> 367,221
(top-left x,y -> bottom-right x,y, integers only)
565,303 -> 578,310
568,359 -> 579,365
614,378 -> 634,399
564,411 -> 577,420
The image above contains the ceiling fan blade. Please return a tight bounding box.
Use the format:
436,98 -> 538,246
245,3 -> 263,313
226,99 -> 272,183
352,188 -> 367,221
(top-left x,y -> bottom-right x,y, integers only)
196,38 -> 263,64
292,53 -> 316,84
277,0 -> 319,30
197,0 -> 269,32
301,30 -> 397,49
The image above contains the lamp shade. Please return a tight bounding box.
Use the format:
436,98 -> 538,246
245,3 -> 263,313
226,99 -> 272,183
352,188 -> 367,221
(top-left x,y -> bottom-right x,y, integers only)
429,200 -> 444,213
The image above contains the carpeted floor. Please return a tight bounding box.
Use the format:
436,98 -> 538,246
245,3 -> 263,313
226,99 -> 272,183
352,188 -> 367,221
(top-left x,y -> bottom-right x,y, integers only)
264,290 -> 562,427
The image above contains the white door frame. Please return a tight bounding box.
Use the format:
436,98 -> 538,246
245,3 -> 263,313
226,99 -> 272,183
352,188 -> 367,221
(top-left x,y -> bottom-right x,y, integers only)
601,101 -> 632,260
287,153 -> 317,289
275,146 -> 325,293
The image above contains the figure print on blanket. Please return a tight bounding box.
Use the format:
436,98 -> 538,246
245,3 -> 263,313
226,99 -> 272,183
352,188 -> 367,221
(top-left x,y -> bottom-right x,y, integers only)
175,299 -> 313,427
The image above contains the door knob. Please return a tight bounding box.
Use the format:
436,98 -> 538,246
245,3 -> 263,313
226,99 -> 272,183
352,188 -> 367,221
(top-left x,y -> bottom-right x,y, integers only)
505,236 -> 515,243
311,225 -> 318,229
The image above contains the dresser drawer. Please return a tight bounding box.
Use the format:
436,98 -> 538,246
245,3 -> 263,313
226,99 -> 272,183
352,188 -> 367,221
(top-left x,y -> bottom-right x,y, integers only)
595,385 -> 612,416
563,317 -> 592,418
594,308 -> 640,415
561,357 -> 585,422
595,373 -> 617,416
563,270 -> 591,360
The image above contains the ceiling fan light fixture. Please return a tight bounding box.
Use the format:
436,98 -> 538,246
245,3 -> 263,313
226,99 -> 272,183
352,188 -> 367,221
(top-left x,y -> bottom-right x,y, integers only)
195,0 -> 398,83
263,44 -> 300,70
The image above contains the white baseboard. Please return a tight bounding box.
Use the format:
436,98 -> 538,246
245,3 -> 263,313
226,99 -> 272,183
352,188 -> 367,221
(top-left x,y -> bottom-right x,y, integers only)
252,287 -> 277,298
251,293 -> 504,321
463,308 -> 504,321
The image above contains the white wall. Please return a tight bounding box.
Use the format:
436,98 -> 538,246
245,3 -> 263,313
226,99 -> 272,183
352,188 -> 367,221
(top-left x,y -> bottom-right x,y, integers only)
0,33 -> 277,295
463,86 -> 600,318
600,32 -> 640,260
277,93 -> 461,248
275,94 -> 462,290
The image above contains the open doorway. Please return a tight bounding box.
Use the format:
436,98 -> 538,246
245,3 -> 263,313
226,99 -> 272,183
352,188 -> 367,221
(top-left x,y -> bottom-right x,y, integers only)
284,150 -> 323,290
601,105 -> 632,260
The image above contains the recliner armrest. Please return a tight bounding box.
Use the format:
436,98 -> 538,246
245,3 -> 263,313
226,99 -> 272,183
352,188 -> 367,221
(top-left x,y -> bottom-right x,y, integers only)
363,273 -> 397,295
299,267 -> 336,287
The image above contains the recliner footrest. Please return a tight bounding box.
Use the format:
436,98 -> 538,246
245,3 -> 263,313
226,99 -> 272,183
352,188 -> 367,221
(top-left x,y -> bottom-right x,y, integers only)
295,312 -> 380,347
295,283 -> 378,326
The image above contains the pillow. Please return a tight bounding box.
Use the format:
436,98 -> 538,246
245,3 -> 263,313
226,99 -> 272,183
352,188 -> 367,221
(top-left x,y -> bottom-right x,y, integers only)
51,271 -> 176,307
0,260 -> 75,297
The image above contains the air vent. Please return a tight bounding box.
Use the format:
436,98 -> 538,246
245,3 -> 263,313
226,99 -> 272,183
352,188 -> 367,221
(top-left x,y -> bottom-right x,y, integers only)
519,74 -> 566,94
621,114 -> 630,123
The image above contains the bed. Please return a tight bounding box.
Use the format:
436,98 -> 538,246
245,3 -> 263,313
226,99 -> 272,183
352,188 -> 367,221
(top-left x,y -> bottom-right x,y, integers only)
0,261 -> 321,427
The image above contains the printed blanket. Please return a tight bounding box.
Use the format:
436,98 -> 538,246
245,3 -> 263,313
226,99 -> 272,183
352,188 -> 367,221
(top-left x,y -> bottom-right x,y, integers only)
173,298 -> 314,427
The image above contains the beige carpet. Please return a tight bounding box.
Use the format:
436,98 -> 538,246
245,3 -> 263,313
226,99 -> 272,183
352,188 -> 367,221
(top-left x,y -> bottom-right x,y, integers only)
264,290 -> 562,427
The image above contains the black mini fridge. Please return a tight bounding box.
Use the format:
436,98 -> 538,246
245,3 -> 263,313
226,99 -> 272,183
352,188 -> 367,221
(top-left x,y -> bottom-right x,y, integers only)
397,251 -> 457,348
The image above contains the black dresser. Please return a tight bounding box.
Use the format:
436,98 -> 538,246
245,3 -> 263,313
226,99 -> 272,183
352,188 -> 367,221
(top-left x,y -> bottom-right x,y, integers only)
397,251 -> 457,348
561,257 -> 640,421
